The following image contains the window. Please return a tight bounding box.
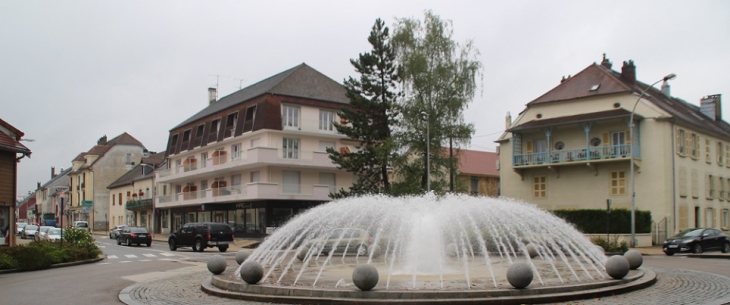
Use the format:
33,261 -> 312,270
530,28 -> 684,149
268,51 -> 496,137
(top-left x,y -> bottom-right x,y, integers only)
718,142 -> 724,166
282,105 -> 300,129
251,138 -> 260,148
243,105 -> 257,132
225,112 -> 238,138
181,129 -> 191,147
231,174 -> 242,193
727,178 -> 730,201
201,180 -> 208,198
611,131 -> 628,155
706,208 -> 714,228
319,173 -> 335,194
726,145 -> 730,168
470,177 -> 479,195
610,171 -> 626,195
250,171 -> 260,183
691,133 -> 699,159
118,193 -> 122,205
692,169 -> 699,198
283,138 -> 299,159
533,139 -> 547,163
706,139 -> 712,163
200,152 -> 207,168
319,141 -> 335,152
209,119 -> 220,142
283,171 -> 301,194
112,194 -> 115,206
319,110 -> 336,131
231,143 -> 242,160
708,174 -> 716,199
170,134 -> 179,152
720,176 -> 725,201
533,176 -> 546,198
724,209 -> 729,228
194,124 -> 205,147
679,167 -> 687,197
678,129 -> 686,155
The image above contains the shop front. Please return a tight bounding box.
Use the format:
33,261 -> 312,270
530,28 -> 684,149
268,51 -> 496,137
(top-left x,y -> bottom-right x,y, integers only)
201,200 -> 322,238
126,199 -> 153,231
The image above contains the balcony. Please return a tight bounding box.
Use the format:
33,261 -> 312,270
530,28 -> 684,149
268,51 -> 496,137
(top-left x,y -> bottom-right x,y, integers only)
126,199 -> 153,210
155,183 -> 332,208
158,147 -> 337,183
513,144 -> 635,167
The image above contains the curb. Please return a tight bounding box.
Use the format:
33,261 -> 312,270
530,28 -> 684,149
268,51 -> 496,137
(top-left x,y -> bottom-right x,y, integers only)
0,256 -> 104,275
119,282 -> 145,305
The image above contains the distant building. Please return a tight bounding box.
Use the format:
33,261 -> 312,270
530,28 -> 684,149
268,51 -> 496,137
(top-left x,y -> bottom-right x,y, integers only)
68,133 -> 147,231
107,151 -> 165,232
35,167 -> 71,227
497,54 -> 729,246
454,149 -> 500,197
156,63 -> 354,237
0,117 -> 31,246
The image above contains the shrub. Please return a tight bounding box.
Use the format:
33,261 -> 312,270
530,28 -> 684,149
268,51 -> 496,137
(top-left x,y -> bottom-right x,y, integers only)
0,233 -> 102,271
551,209 -> 652,234
0,251 -> 17,270
592,235 -> 629,253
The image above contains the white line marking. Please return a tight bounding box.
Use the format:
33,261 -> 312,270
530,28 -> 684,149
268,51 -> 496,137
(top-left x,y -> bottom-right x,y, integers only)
143,253 -> 156,257
107,255 -> 118,259
125,254 -> 138,258
160,253 -> 176,257
140,259 -> 151,262
99,263 -> 110,265
120,261 -> 132,263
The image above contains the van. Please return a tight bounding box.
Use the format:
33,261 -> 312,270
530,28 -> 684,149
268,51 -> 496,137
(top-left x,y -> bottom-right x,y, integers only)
73,221 -> 90,231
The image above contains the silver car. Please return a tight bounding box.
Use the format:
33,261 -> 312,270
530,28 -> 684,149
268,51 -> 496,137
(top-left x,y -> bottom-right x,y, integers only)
45,228 -> 62,242
109,225 -> 128,239
35,226 -> 54,242
22,225 -> 39,239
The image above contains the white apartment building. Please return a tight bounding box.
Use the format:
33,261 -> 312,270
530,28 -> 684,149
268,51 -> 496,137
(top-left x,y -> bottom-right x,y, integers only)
156,63 -> 354,237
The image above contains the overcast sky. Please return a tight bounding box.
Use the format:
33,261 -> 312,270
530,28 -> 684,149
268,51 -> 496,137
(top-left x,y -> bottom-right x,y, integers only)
3,0 -> 729,198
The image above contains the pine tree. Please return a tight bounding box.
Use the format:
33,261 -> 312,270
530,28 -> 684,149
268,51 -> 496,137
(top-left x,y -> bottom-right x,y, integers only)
327,18 -> 400,198
390,10 -> 482,195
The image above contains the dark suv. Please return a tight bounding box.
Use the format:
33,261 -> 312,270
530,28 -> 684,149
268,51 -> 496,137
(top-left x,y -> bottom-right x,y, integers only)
168,222 -> 234,252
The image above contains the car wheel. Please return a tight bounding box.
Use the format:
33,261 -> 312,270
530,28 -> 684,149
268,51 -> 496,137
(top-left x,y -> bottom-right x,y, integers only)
193,239 -> 204,252
218,245 -> 228,252
168,239 -> 177,251
146,243 -> 151,247
693,244 -> 703,254
109,233 -> 113,239
723,242 -> 730,254
356,244 -> 368,256
665,252 -> 674,256
117,237 -> 121,245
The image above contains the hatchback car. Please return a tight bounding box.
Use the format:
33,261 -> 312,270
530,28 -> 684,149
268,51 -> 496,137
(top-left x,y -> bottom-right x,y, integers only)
45,228 -> 62,242
22,225 -> 39,239
117,227 -> 152,247
16,222 -> 27,235
35,226 -> 54,242
663,228 -> 730,255
109,225 -> 127,239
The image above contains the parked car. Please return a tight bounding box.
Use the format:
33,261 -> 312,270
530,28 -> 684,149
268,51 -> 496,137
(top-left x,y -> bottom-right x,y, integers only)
73,221 -> 90,232
109,225 -> 127,239
35,226 -> 54,242
117,227 -> 152,247
16,222 -> 27,235
22,225 -> 39,239
45,228 -> 62,242
168,222 -> 233,252
305,228 -> 374,256
663,228 -> 730,255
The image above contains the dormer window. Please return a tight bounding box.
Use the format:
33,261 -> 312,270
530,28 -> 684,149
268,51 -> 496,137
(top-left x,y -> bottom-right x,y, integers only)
224,112 -> 238,138
169,134 -> 179,154
194,124 -> 205,147
181,129 -> 191,147
208,119 -> 220,143
243,105 -> 257,132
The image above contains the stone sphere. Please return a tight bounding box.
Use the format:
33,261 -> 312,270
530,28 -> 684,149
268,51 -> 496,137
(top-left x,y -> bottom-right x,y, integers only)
369,245 -> 382,258
240,260 -> 264,284
506,262 -> 533,289
446,243 -> 458,258
206,255 -> 227,275
524,243 -> 538,258
352,264 -> 379,291
235,250 -> 251,265
296,246 -> 309,261
624,250 -> 643,270
595,245 -> 605,254
605,255 -> 630,279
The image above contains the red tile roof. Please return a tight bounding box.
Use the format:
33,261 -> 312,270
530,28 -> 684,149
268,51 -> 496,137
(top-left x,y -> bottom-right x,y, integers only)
0,117 -> 31,155
446,149 -> 499,177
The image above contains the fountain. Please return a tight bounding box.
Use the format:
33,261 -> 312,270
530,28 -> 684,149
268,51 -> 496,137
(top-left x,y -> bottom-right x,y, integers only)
203,194 -> 655,303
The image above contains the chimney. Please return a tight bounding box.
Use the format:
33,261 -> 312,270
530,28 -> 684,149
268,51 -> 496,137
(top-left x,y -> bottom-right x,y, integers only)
700,94 -> 723,121
97,135 -> 107,145
208,87 -> 217,104
621,60 -> 636,83
600,53 -> 612,69
505,112 -> 512,129
37,182 -> 41,189
661,81 -> 671,96
51,167 -> 56,178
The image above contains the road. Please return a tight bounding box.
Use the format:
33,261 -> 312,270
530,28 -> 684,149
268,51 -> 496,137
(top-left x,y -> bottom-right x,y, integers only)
0,235 -> 236,305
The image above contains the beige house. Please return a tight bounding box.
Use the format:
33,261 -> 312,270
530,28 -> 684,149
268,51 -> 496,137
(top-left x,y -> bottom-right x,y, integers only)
497,55 -> 729,246
68,133 -> 146,231
454,149 -> 500,197
156,63 -> 354,237
107,152 -> 164,233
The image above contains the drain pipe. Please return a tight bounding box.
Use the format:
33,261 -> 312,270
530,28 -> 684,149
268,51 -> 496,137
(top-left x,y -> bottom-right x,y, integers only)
671,122 -> 677,235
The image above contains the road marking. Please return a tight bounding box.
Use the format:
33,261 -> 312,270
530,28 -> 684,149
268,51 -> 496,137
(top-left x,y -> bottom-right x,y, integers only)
125,254 -> 138,258
107,255 -> 118,259
140,259 -> 152,262
120,261 -> 132,263
99,262 -> 110,265
98,246 -> 106,248
160,252 -> 176,257
143,253 -> 157,257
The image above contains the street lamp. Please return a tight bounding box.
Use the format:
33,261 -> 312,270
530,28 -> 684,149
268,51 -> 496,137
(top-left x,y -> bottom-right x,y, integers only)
421,112 -> 430,192
629,73 -> 676,247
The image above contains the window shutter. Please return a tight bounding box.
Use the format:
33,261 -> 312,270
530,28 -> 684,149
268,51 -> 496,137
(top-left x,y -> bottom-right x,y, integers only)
707,175 -> 712,199
685,133 -> 691,156
525,140 -> 533,153
726,145 -> 730,167
602,133 -> 610,146
675,128 -> 681,155
696,134 -> 701,158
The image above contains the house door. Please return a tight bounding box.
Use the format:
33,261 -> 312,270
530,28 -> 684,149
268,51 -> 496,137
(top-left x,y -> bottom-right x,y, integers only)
695,206 -> 701,227
533,139 -> 547,163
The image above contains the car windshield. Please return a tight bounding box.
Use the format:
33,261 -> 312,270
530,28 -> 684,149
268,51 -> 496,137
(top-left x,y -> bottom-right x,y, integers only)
26,225 -> 38,230
76,223 -> 88,228
675,228 -> 704,237
131,228 -> 148,233
48,229 -> 61,235
18,223 -> 27,228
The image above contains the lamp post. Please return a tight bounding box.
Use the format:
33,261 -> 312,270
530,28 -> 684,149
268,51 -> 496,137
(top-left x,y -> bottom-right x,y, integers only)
51,186 -> 70,246
629,73 -> 676,247
420,112 -> 430,192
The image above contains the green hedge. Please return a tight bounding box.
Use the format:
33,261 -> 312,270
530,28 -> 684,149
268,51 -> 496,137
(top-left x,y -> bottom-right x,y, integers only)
551,209 -> 652,234
0,229 -> 102,271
